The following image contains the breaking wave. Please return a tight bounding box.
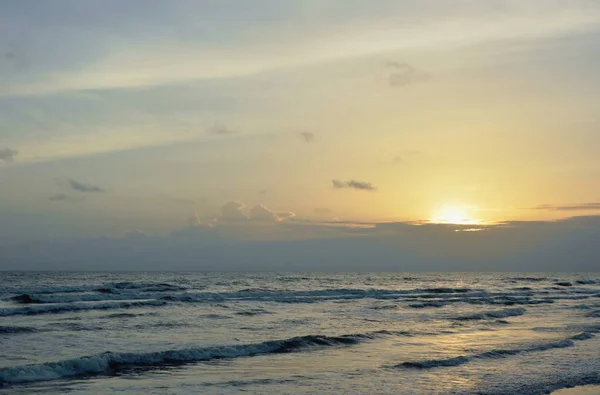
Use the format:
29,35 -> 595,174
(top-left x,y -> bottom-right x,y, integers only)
8,282 -> 186,297
408,301 -> 447,308
0,332 -> 384,386
7,283 -> 580,310
0,300 -> 166,317
0,325 -> 38,334
397,332 -> 594,369
452,307 -> 526,321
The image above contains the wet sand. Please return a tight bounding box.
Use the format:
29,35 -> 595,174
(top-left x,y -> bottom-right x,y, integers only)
552,385 -> 600,395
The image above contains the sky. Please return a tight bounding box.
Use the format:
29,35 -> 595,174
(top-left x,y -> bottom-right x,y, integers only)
1,1 -> 599,270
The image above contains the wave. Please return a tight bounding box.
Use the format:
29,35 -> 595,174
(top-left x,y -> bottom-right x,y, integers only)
0,325 -> 38,334
0,300 -> 166,317
421,287 -> 471,294
101,312 -> 155,319
404,296 -> 553,308
0,332 -> 383,386
8,294 -> 39,304
4,285 -> 576,311
508,277 -> 547,282
555,282 -> 573,287
397,332 -> 594,369
46,322 -> 104,332
5,286 -> 487,306
8,282 -> 186,297
576,280 -> 598,285
108,282 -> 187,292
453,307 -> 526,321
408,301 -> 447,308
200,314 -> 231,320
234,309 -> 273,316
8,292 -> 158,304
369,304 -> 398,310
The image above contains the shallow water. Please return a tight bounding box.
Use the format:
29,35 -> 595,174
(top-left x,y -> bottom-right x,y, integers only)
1,272 -> 600,394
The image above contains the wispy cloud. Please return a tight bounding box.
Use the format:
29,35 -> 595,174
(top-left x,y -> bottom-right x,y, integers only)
530,203 -> 600,211
48,193 -> 86,202
391,156 -> 405,165
68,179 -> 104,193
299,132 -> 315,143
3,3 -> 598,98
332,179 -> 377,191
2,43 -> 29,70
387,150 -> 423,165
0,148 -> 18,163
207,124 -> 236,136
386,61 -> 429,87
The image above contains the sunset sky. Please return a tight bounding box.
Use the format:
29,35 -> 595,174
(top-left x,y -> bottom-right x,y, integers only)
1,1 -> 599,270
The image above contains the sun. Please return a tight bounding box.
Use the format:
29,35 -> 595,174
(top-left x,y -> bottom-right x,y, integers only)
429,205 -> 480,225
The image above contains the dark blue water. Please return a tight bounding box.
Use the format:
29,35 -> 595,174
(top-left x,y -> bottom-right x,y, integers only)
1,272 -> 600,394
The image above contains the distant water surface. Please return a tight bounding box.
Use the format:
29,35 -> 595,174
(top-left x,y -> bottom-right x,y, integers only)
1,272 -> 600,394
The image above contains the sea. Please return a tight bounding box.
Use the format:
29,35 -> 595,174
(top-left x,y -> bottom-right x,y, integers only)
1,272 -> 600,394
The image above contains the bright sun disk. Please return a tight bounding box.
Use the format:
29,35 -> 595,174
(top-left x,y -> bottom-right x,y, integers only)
429,205 -> 480,225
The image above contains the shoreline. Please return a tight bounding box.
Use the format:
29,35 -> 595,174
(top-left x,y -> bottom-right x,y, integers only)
552,385 -> 600,394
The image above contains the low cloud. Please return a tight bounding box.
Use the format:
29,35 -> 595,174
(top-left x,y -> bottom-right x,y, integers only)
7,215 -> 600,271
220,201 -> 247,221
187,211 -> 215,227
531,203 -> 600,211
250,205 -> 295,222
190,201 -> 297,225
386,61 -> 429,87
0,148 -> 17,163
211,201 -> 297,224
68,179 -> 104,193
276,211 -> 295,220
48,193 -> 85,202
207,124 -> 236,136
259,189 -> 269,195
250,205 -> 280,222
332,179 -> 377,191
299,132 -> 315,143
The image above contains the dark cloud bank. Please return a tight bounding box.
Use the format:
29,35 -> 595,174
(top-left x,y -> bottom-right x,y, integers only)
2,214 -> 600,272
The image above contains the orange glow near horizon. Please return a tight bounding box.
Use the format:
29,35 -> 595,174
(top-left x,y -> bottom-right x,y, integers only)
429,205 -> 482,225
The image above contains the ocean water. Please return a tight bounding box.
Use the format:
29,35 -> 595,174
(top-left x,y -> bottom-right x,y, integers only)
1,272 -> 600,394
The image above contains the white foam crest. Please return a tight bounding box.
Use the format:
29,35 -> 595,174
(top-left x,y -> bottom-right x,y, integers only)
0,333 -> 376,385
398,332 -> 595,369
